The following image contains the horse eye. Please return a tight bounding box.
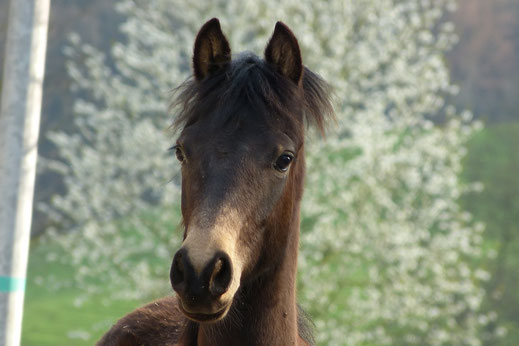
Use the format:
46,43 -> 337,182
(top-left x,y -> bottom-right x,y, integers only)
273,153 -> 294,172
170,145 -> 185,163
175,147 -> 185,162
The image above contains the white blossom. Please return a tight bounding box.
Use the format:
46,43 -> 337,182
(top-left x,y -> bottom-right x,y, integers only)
41,0 -> 495,344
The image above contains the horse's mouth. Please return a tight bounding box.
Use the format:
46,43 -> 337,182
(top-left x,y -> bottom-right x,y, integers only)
180,304 -> 230,323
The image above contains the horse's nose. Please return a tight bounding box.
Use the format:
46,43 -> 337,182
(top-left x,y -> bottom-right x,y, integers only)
170,247 -> 232,300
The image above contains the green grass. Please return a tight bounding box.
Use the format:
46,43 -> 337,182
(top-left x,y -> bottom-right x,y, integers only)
21,239 -> 144,346
22,291 -> 140,345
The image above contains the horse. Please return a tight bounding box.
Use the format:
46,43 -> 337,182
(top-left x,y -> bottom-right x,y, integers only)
97,18 -> 333,345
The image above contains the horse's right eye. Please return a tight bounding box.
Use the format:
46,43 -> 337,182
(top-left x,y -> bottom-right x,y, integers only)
170,145 -> 185,163
175,147 -> 185,162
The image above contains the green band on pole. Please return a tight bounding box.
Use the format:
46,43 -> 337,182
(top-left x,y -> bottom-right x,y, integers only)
0,276 -> 26,292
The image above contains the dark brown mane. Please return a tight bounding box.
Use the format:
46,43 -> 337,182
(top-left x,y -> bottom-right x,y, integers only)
171,53 -> 334,136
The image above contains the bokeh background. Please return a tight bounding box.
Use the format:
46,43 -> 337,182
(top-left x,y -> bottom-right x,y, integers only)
1,0 -> 518,345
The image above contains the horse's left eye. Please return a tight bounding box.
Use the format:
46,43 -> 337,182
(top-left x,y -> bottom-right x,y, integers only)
273,153 -> 294,172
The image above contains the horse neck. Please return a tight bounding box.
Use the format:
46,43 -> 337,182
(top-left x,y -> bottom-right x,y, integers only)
193,154 -> 306,346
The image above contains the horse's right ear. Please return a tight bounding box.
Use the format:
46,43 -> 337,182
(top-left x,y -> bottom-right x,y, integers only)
192,18 -> 231,81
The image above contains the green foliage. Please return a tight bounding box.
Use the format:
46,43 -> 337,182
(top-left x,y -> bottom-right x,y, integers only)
462,123 -> 519,234
461,123 -> 519,345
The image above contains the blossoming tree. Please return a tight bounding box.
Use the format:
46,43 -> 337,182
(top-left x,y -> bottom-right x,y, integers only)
42,0 -> 495,344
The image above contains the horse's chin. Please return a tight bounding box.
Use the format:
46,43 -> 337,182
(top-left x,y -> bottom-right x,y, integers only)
179,301 -> 232,323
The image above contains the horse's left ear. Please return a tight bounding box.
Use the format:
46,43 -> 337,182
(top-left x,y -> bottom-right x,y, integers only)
264,22 -> 303,84
193,18 -> 231,81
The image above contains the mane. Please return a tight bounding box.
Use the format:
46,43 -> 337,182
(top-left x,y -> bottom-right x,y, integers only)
297,304 -> 316,346
171,53 -> 334,137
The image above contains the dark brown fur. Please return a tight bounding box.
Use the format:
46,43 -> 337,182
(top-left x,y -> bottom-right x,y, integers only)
98,18 -> 333,346
97,295 -> 315,345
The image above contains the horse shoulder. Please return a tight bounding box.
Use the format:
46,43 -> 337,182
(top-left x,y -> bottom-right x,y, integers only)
96,295 -> 187,346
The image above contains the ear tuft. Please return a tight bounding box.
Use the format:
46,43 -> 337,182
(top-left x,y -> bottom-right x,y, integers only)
264,22 -> 303,84
193,18 -> 231,81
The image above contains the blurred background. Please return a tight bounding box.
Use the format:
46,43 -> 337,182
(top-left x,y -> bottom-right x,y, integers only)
0,0 -> 518,345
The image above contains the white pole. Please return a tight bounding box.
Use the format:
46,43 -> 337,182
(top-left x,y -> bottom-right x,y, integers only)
0,0 -> 50,344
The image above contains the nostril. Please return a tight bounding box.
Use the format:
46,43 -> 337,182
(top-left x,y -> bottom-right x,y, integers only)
209,255 -> 232,297
170,251 -> 185,290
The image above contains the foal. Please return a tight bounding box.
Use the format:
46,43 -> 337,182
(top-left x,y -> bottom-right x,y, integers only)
97,18 -> 333,346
